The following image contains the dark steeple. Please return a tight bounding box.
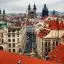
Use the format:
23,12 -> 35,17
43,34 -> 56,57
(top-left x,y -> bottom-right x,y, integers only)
27,3 -> 37,18
3,9 -> 5,20
0,9 -> 1,14
33,3 -> 36,11
33,3 -> 37,18
3,9 -> 5,15
42,4 -> 49,17
28,4 -> 31,14
28,4 -> 31,10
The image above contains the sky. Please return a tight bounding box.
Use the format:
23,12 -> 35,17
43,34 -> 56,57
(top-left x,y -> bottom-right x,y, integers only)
0,0 -> 64,13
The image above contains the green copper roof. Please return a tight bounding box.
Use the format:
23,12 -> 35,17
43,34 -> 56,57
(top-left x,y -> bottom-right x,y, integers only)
0,21 -> 7,28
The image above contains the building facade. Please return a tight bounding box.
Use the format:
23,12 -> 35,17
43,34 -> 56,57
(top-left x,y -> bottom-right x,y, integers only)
34,17 -> 64,59
0,20 -> 27,54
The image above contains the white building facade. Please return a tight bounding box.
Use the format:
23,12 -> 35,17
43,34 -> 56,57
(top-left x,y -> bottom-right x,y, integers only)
0,21 -> 27,54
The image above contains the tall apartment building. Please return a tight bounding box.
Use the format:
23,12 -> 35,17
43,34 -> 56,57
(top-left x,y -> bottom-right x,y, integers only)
0,20 -> 27,54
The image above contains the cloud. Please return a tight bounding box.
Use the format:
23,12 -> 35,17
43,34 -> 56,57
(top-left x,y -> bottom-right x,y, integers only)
0,0 -> 64,13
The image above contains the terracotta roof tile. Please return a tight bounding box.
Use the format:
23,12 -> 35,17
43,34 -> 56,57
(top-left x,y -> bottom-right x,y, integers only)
48,44 -> 64,63
0,51 -> 60,64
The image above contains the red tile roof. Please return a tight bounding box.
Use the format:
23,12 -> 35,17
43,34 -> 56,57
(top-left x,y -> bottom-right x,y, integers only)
0,50 -> 60,64
37,29 -> 50,38
48,44 -> 64,63
47,20 -> 64,30
36,19 -> 64,38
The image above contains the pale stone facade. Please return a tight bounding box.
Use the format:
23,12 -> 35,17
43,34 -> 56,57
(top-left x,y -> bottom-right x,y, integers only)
36,30 -> 64,59
0,22 -> 27,54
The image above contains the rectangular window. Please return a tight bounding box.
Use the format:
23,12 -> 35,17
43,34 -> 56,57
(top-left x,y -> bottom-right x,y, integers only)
45,42 -> 47,47
12,33 -> 15,37
1,33 -> 3,38
13,43 -> 15,47
53,42 -> 55,49
0,39 -> 1,42
53,42 -> 55,46
48,42 -> 50,46
9,49 -> 11,52
56,41 -> 58,45
17,33 -> 19,37
9,44 -> 11,47
8,34 -> 11,37
45,48 -> 48,56
12,29 -> 15,32
12,39 -> 15,42
13,49 -> 15,52
2,39 -> 4,43
8,39 -> 11,42
8,29 -> 11,32
17,38 -> 19,42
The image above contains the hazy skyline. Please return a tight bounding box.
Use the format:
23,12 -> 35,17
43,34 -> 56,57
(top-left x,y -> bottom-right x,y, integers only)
0,0 -> 64,13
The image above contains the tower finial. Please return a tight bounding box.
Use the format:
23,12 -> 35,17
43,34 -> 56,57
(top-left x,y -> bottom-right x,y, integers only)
0,9 -> 1,14
28,4 -> 31,10
3,9 -> 5,14
33,3 -> 36,10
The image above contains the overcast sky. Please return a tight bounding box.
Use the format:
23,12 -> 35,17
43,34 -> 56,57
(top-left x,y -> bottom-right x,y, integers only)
0,0 -> 64,13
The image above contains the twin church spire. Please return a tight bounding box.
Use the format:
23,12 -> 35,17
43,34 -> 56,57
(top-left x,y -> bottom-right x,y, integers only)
0,9 -> 5,15
28,3 -> 49,18
28,3 -> 37,18
28,3 -> 36,11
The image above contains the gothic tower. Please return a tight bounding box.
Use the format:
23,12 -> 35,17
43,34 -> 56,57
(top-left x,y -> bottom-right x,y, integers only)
27,3 -> 37,18
3,9 -> 5,15
0,9 -> 1,14
28,4 -> 31,15
42,4 -> 49,17
33,3 -> 36,15
3,9 -> 5,20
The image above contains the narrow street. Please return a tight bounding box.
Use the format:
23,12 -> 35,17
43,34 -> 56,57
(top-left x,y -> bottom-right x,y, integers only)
24,32 -> 32,53
24,25 -> 36,56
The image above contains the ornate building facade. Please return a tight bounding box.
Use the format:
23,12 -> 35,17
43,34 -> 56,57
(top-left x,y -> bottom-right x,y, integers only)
0,20 -> 27,54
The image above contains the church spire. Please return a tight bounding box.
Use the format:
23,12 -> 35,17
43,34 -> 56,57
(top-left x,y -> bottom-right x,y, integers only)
42,4 -> 49,17
0,9 -> 1,14
33,3 -> 36,10
3,9 -> 5,20
28,4 -> 31,15
28,4 -> 31,10
3,9 -> 5,15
